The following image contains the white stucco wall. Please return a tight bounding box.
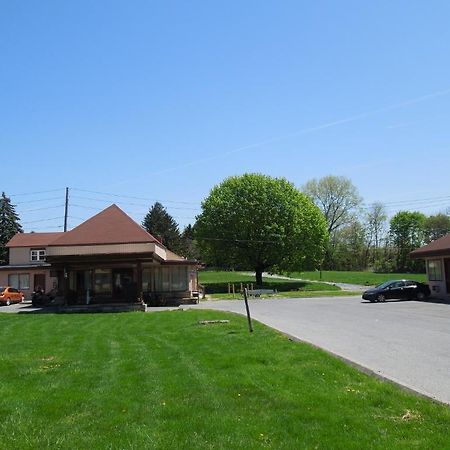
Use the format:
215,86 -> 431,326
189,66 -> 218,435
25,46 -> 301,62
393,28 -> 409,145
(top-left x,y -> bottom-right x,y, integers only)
47,242 -> 158,256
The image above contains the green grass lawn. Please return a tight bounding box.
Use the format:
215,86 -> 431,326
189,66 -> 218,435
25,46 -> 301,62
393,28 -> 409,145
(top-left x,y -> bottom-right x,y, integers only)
286,271 -> 427,286
199,270 -> 340,294
1,312 -> 449,449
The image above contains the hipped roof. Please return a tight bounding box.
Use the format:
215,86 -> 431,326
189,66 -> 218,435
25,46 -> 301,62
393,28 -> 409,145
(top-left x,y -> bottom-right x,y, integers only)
410,233 -> 450,258
49,204 -> 158,246
6,232 -> 63,248
6,205 -> 194,263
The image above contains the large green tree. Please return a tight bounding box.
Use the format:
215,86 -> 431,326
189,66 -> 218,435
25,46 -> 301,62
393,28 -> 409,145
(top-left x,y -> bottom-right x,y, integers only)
365,202 -> 388,269
389,211 -> 426,272
302,175 -> 362,269
195,174 -> 328,285
333,219 -> 367,271
424,213 -> 450,243
0,192 -> 23,265
302,175 -> 362,234
142,202 -> 182,253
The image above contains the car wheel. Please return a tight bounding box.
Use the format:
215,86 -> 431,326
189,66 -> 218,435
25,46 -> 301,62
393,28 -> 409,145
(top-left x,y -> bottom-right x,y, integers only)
377,294 -> 386,303
416,292 -> 425,301
6,298 -> 11,306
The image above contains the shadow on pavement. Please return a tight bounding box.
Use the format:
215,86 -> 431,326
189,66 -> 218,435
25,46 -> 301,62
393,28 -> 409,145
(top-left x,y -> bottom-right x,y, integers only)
361,296 -> 450,306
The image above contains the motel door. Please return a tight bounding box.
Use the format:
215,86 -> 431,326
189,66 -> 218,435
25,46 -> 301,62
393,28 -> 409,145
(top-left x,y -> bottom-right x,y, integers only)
34,274 -> 46,292
445,259 -> 450,295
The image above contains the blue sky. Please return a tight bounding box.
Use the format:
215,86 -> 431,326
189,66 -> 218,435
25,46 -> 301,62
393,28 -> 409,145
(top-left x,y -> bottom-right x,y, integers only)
1,1 -> 450,232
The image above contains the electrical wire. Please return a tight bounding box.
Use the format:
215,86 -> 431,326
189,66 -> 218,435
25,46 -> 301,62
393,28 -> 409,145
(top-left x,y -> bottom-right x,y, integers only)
21,216 -> 64,225
69,195 -> 200,211
9,188 -> 65,197
70,187 -> 201,205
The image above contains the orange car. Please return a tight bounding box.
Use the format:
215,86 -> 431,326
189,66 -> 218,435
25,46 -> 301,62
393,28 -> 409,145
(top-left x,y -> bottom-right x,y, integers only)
0,286 -> 25,306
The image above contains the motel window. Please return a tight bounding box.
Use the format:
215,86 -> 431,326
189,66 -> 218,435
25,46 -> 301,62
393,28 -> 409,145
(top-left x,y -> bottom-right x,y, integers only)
142,269 -> 152,292
171,266 -> 188,291
30,249 -> 46,262
153,267 -> 170,292
162,268 -> 171,291
427,260 -> 442,281
153,266 -> 188,292
8,273 -> 30,290
94,269 -> 112,294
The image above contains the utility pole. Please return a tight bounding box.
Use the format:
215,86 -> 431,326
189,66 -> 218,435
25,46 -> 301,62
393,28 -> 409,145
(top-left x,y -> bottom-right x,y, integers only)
64,187 -> 69,232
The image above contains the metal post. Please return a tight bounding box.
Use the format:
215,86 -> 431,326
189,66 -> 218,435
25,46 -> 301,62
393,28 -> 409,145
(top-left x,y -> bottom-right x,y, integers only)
243,288 -> 253,332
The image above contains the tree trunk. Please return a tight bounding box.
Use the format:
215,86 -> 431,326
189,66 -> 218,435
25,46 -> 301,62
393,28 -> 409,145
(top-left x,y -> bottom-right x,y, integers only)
255,268 -> 263,287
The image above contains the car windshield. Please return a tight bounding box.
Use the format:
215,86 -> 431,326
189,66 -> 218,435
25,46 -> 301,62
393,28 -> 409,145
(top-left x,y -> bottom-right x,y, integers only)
375,281 -> 395,289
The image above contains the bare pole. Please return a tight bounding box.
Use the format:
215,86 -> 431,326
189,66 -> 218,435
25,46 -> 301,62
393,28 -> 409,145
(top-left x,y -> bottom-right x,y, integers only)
64,187 -> 69,232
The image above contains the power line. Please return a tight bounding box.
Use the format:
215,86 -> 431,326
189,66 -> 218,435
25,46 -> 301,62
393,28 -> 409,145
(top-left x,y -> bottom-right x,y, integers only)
21,216 -> 64,225
70,187 -> 201,206
9,188 -> 65,197
363,195 -> 450,208
14,196 -> 62,205
20,204 -> 65,213
23,226 -> 64,231
69,195 -> 200,210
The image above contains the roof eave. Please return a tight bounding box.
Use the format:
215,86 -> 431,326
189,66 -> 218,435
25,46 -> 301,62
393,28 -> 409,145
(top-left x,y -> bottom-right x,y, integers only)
410,249 -> 450,259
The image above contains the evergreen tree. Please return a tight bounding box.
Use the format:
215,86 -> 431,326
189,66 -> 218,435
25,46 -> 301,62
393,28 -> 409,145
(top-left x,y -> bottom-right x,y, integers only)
142,202 -> 182,253
0,192 -> 23,265
180,224 -> 200,260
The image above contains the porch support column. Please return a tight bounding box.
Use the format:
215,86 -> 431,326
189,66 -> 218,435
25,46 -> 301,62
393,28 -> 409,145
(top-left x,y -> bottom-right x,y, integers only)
137,261 -> 143,303
63,266 -> 70,306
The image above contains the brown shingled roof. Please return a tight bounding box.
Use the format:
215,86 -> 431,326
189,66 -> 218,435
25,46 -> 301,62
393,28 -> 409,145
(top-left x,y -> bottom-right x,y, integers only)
49,204 -> 158,246
410,233 -> 450,258
6,232 -> 63,248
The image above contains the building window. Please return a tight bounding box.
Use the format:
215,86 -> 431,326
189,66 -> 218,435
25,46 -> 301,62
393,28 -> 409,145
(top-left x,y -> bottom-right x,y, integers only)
153,266 -> 188,292
8,273 -> 30,290
427,260 -> 442,281
142,269 -> 152,292
30,249 -> 46,262
171,266 -> 188,291
94,269 -> 112,294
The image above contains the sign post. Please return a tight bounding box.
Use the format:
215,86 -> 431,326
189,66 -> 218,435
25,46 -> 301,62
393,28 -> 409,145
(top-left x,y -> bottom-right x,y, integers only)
243,288 -> 253,332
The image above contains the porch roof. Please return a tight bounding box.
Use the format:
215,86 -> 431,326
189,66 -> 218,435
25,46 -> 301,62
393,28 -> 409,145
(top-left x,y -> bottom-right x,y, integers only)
410,233 -> 450,258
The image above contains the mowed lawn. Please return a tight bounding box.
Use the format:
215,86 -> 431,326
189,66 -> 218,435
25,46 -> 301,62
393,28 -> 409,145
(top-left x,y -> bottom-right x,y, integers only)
287,271 -> 427,286
1,312 -> 450,449
199,271 -> 340,293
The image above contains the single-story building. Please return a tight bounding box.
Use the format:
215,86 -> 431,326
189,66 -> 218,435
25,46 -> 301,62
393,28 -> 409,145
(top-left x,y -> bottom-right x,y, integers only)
410,234 -> 450,298
0,204 -> 198,305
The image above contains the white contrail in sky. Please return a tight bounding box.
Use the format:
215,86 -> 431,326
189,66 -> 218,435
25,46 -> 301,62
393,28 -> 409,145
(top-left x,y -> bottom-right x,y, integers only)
113,87 -> 450,183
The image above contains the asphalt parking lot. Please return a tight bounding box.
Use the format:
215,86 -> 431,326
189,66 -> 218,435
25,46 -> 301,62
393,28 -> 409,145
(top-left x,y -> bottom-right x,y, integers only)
192,295 -> 450,405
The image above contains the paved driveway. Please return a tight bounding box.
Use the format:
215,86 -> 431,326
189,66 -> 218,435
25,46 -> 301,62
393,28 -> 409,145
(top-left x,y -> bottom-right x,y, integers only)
191,296 -> 450,405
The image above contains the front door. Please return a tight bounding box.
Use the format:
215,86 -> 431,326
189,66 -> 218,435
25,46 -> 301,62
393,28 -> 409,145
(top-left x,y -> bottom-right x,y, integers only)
444,259 -> 450,295
34,274 -> 46,292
